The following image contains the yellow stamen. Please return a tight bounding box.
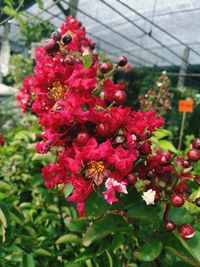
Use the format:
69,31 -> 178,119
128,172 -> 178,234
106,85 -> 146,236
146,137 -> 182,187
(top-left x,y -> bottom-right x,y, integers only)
87,160 -> 105,175
48,81 -> 67,101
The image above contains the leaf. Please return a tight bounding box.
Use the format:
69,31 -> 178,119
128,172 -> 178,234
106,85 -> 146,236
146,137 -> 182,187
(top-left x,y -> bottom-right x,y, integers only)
3,5 -> 16,17
4,0 -> 14,8
22,254 -> 35,267
168,206 -> 193,225
159,140 -> 177,154
164,246 -> 197,266
0,208 -> 7,243
186,230 -> 200,262
19,202 -> 32,209
134,241 -> 162,261
36,0 -> 43,7
74,249 -> 97,263
153,129 -> 172,140
0,181 -> 11,192
174,230 -> 200,264
126,204 -> 160,223
34,248 -> 52,257
4,4 -> 25,27
32,152 -> 55,163
82,52 -> 93,69
10,207 -> 24,225
106,250 -> 113,267
63,183 -> 74,198
67,217 -> 88,233
85,192 -> 110,217
55,234 -> 81,244
0,202 -> 10,243
24,226 -> 37,238
83,214 -> 129,247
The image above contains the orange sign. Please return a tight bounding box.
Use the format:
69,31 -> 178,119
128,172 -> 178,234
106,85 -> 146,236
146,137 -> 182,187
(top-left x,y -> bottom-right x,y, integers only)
178,99 -> 194,113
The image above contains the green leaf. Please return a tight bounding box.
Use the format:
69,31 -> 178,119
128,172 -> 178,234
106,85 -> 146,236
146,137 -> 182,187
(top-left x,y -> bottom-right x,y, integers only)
159,140 -> 177,154
82,52 -> 93,69
19,202 -> 32,209
164,246 -> 197,266
174,230 -> 200,264
24,226 -> 37,238
126,204 -> 160,223
3,5 -> 25,27
10,207 -> 24,225
83,214 -> 129,247
22,254 -> 35,267
3,5 -> 16,17
63,183 -> 74,198
67,217 -> 88,233
0,181 -> 11,192
36,0 -> 43,7
32,152 -> 55,163
34,248 -> 52,257
85,192 -> 110,217
74,249 -> 97,263
186,230 -> 200,262
106,250 -> 113,267
168,206 -> 193,225
4,0 -> 14,8
134,241 -> 162,261
55,234 -> 81,244
0,208 -> 7,243
0,202 -> 10,243
153,129 -> 172,140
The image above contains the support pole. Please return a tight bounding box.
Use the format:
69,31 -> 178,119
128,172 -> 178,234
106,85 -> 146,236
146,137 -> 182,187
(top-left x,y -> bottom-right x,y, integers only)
177,47 -> 190,88
69,0 -> 79,17
177,47 -> 190,150
0,22 -> 10,83
178,111 -> 186,151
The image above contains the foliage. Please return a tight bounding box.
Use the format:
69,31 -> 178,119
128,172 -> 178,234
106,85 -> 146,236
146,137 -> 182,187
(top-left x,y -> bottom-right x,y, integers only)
0,115 -> 85,267
20,20 -> 54,47
10,54 -> 34,85
0,122 -> 200,266
0,0 -> 44,26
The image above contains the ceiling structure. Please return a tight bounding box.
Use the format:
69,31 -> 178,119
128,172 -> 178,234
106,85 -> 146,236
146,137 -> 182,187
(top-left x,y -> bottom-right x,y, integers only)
1,0 -> 200,69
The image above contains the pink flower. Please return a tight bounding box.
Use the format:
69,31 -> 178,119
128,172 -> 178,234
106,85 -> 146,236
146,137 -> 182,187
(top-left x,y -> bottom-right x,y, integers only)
103,178 -> 128,205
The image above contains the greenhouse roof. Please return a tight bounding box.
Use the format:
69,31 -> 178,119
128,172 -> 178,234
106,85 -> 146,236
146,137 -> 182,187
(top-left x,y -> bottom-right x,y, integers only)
1,0 -> 200,68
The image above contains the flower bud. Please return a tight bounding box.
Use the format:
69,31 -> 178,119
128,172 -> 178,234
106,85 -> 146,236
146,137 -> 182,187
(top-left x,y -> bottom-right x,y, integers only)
116,56 -> 128,67
178,224 -> 195,239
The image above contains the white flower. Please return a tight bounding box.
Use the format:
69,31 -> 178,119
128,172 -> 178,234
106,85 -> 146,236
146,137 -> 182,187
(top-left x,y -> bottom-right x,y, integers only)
142,189 -> 156,205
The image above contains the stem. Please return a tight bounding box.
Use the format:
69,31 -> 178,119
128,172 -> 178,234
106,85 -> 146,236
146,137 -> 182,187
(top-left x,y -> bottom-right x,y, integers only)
163,175 -> 179,222
178,111 -> 186,151
58,196 -> 65,232
163,203 -> 171,221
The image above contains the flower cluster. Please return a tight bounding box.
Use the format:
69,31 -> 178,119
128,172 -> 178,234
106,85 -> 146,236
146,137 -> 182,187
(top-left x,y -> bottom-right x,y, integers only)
16,76 -> 36,112
138,138 -> 200,238
17,17 -> 199,239
139,71 -> 171,116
